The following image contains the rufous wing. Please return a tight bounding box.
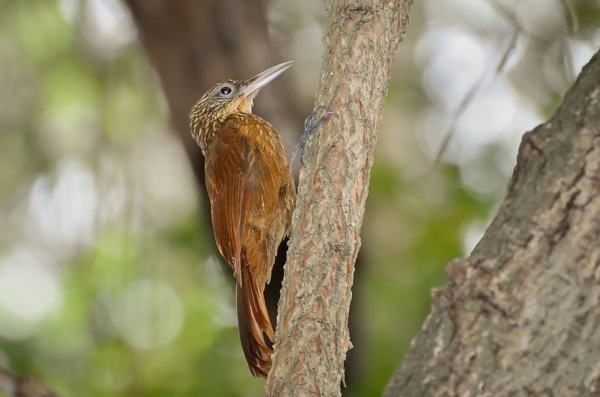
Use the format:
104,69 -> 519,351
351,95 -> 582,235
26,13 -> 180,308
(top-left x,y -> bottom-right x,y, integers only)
204,122 -> 276,377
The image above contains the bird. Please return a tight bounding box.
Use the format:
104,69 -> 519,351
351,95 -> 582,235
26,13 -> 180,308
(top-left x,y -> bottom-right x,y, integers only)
189,62 -> 296,377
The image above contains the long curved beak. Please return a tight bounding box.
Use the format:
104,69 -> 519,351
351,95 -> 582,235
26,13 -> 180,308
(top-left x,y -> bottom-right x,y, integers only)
239,61 -> 293,98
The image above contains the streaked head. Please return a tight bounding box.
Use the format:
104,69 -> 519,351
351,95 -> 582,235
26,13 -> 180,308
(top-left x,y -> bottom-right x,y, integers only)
190,61 -> 293,152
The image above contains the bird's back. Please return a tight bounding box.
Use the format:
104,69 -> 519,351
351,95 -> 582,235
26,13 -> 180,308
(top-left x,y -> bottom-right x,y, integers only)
203,113 -> 295,376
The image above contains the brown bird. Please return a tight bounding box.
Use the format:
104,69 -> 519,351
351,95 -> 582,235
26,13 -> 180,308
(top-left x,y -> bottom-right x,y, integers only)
189,62 -> 296,377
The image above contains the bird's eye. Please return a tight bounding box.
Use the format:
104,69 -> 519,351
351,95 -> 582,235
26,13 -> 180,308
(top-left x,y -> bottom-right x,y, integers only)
219,85 -> 233,96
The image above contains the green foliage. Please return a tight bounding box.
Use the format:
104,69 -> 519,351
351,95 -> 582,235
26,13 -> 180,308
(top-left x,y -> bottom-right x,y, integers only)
0,1 -> 265,395
1,0 -> 594,395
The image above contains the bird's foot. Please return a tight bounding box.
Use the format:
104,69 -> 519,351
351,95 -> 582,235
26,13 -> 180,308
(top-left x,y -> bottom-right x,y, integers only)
290,105 -> 335,166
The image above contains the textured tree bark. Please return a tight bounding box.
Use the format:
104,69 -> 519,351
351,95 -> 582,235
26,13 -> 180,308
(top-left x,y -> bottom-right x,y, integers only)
384,50 -> 600,396
267,0 -> 413,395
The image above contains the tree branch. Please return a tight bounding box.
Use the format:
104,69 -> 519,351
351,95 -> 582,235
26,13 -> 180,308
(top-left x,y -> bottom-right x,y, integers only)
384,50 -> 600,396
267,0 -> 414,395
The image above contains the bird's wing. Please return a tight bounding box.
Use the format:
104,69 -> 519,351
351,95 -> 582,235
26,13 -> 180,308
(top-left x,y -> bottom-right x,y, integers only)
204,117 -> 285,282
204,126 -> 252,286
204,120 -> 276,377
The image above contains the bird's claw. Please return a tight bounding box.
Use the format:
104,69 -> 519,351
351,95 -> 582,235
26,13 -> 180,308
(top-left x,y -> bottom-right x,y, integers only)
291,105 -> 335,166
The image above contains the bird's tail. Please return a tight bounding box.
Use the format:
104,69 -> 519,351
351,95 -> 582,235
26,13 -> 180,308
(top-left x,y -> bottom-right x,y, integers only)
237,261 -> 275,377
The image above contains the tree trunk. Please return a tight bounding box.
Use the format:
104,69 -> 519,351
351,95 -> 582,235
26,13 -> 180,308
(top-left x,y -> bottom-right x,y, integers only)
267,0 -> 413,395
384,49 -> 600,396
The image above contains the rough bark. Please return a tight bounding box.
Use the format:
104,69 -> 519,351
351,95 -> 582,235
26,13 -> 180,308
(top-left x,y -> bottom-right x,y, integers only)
267,0 -> 413,395
384,50 -> 600,396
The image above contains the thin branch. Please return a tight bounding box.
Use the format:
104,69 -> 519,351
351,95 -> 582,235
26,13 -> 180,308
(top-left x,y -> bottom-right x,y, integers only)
433,23 -> 520,166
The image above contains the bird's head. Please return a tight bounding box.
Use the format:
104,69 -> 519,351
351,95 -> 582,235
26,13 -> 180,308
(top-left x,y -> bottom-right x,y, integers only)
190,61 -> 293,152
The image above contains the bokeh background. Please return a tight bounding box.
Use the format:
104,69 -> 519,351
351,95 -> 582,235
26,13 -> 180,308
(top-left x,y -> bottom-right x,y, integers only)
0,0 -> 599,396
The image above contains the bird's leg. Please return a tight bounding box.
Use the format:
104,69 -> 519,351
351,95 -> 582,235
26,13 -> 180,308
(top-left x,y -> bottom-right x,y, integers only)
290,105 -> 335,166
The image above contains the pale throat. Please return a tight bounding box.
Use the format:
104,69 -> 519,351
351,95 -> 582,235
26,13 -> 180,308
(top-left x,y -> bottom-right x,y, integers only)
236,94 -> 257,114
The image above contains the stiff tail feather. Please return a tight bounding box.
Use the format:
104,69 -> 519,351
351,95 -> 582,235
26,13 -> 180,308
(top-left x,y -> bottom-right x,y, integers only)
237,263 -> 275,377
